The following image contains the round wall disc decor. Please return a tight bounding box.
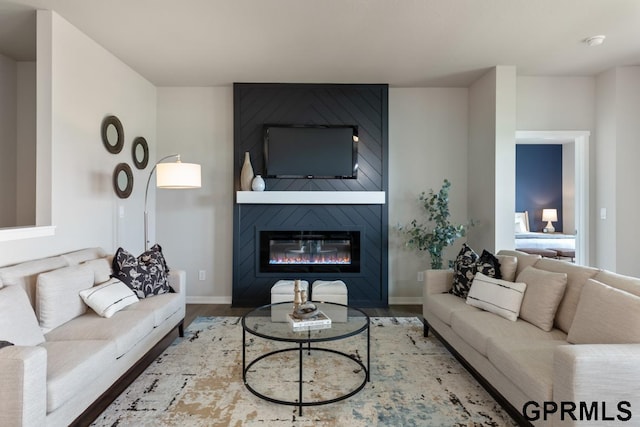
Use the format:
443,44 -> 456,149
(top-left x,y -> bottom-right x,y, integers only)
101,115 -> 124,154
132,136 -> 149,169
113,163 -> 133,198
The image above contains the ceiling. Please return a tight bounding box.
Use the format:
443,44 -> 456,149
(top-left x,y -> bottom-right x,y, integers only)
1,0 -> 640,87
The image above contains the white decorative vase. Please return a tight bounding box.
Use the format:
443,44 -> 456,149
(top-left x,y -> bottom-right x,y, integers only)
251,175 -> 265,192
240,151 -> 254,191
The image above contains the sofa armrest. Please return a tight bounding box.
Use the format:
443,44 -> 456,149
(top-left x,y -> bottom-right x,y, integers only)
0,346 -> 47,427
423,269 -> 454,297
553,344 -> 640,417
169,269 -> 186,295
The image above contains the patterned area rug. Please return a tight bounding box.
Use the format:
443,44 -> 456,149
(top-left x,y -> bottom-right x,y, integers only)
92,317 -> 517,426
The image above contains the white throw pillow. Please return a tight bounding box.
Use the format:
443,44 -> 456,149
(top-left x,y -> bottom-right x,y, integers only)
79,278 -> 139,318
466,272 -> 527,321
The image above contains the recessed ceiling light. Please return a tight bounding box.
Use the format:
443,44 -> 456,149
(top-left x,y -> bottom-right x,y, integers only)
584,35 -> 606,46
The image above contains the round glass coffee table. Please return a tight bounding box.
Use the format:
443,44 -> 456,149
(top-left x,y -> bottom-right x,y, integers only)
241,301 -> 370,415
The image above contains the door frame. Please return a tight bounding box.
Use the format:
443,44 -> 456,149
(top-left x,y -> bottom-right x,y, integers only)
515,130 -> 590,265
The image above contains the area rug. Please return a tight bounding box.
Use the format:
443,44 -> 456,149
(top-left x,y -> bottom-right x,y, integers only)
92,317 -> 517,426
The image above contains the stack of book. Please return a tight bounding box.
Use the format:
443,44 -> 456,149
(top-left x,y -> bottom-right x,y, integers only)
288,310 -> 332,331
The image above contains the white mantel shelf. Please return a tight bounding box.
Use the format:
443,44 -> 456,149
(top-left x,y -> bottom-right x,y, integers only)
236,191 -> 386,205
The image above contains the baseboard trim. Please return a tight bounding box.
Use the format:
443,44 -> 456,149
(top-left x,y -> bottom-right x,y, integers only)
186,296 -> 233,304
187,296 -> 419,305
388,296 -> 423,305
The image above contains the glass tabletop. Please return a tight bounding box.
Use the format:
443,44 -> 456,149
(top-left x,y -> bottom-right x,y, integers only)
242,301 -> 369,343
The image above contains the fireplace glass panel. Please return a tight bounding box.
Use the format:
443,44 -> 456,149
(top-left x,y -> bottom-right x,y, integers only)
260,230 -> 360,273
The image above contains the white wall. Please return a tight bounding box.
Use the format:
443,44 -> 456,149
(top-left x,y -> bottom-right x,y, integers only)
597,67 -> 640,276
156,87 -> 234,303
614,67 -> 640,276
16,61 -> 36,226
517,76 -> 596,130
466,67 -> 517,254
467,69 -> 497,252
494,66 -> 517,251
0,11 -> 156,265
388,88 -> 468,303
0,53 -> 17,227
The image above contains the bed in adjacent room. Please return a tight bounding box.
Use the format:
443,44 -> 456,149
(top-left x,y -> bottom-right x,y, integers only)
514,211 -> 575,250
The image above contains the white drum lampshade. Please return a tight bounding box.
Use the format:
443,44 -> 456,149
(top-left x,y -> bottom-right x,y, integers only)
156,162 -> 201,188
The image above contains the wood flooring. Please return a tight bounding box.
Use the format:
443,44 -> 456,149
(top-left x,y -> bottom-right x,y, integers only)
185,304 -> 423,328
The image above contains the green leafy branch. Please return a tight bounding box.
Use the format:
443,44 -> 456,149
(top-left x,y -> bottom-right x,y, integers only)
399,179 -> 472,269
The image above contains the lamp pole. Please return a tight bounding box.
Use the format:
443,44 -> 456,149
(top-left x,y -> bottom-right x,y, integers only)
144,154 -> 179,251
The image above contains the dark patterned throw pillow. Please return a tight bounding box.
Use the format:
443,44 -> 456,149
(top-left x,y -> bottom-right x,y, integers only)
449,245 -> 502,298
450,244 -> 479,298
477,250 -> 502,280
112,244 -> 170,299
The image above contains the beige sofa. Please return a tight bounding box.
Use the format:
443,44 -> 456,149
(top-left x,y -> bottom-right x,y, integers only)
423,249 -> 640,426
0,248 -> 186,427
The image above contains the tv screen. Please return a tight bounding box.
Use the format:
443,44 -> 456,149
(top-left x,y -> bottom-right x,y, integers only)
263,125 -> 358,179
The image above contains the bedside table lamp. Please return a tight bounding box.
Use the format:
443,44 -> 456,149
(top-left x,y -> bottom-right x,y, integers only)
542,209 -> 558,233
144,154 -> 201,250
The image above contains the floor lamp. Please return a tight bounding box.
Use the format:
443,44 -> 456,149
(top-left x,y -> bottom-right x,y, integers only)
144,154 -> 201,251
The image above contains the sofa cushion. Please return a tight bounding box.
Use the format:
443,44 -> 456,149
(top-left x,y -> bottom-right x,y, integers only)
45,310 -> 155,358
36,265 -> 94,333
0,285 -> 45,346
487,338 -> 567,403
81,257 -> 112,285
496,255 -> 517,282
112,245 -> 170,299
593,270 -> 640,297
532,258 -> 599,333
497,250 -> 541,277
42,340 -> 116,413
424,293 -> 480,326
0,256 -> 68,308
61,247 -> 106,266
466,273 -> 526,321
568,279 -> 640,344
517,266 -> 568,332
450,310 -> 567,356
80,278 -> 139,318
122,292 -> 182,327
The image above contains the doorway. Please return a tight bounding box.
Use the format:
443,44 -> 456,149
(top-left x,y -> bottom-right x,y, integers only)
515,130 -> 590,265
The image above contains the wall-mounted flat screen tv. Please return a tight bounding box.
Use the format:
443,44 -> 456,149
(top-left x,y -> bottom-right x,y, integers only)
263,124 -> 358,179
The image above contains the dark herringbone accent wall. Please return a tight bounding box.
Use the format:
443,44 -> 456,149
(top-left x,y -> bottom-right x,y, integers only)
233,83 -> 388,307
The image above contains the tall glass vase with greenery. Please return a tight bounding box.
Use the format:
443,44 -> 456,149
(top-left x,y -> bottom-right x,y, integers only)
400,179 -> 472,269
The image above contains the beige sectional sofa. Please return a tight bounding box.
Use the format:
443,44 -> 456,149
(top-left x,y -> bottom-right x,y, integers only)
0,248 -> 186,427
423,249 -> 640,426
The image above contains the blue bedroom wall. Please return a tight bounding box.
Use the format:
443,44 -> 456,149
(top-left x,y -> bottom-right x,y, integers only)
516,145 -> 563,232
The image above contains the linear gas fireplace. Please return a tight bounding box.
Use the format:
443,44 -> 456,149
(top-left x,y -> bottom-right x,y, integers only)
259,230 -> 361,273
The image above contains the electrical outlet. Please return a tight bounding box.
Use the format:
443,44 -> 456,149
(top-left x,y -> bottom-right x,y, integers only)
198,270 -> 206,281
417,271 -> 424,282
